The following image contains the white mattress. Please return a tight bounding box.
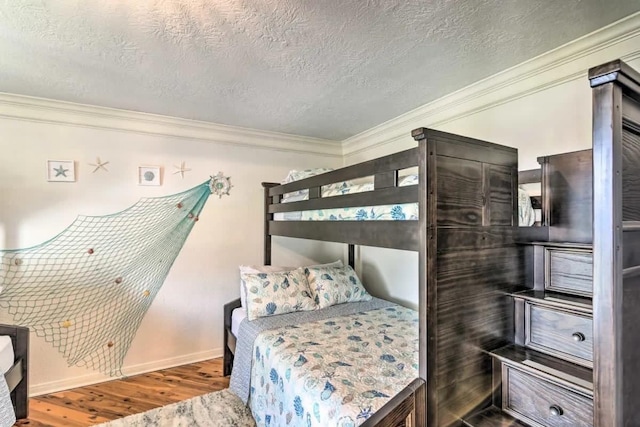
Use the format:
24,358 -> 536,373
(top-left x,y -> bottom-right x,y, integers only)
231,307 -> 247,337
0,336 -> 14,374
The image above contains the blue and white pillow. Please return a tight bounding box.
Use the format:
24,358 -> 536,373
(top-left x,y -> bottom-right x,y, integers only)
241,269 -> 316,320
303,265 -> 372,309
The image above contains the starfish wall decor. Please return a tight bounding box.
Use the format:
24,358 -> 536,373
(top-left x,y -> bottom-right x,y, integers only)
89,157 -> 109,173
173,161 -> 191,179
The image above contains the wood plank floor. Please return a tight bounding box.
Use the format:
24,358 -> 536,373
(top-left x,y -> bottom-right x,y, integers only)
14,358 -> 229,427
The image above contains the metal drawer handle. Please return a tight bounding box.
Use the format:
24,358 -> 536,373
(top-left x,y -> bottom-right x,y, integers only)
572,332 -> 586,342
549,405 -> 564,416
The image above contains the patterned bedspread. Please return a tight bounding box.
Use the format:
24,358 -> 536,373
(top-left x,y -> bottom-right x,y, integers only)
0,376 -> 15,427
249,305 -> 418,427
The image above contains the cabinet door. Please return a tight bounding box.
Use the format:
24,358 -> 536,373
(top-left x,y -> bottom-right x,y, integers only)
436,157 -> 515,227
486,164 -> 515,226
437,156 -> 484,226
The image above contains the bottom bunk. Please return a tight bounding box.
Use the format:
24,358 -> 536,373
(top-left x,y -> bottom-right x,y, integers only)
223,260 -> 421,427
0,324 -> 29,423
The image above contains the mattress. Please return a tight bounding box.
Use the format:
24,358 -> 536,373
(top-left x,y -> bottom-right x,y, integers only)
231,307 -> 247,337
0,336 -> 14,374
275,176 -> 419,222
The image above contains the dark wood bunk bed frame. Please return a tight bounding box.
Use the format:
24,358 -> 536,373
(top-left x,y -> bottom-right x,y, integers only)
0,324 -> 29,419
223,59 -> 640,427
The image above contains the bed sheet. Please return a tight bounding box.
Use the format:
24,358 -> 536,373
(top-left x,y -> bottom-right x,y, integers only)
231,307 -> 247,337
0,337 -> 13,374
0,336 -> 15,427
248,305 -> 418,427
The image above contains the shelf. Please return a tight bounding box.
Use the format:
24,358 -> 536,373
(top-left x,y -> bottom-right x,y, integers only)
526,241 -> 592,250
511,290 -> 592,314
462,406 -> 529,427
491,345 -> 593,396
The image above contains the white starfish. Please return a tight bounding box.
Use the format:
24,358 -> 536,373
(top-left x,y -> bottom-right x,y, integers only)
173,161 -> 191,178
89,157 -> 109,173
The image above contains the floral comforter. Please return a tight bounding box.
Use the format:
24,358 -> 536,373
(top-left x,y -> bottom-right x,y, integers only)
249,305 -> 418,427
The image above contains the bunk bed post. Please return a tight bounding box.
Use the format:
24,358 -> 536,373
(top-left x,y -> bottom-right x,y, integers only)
589,59 -> 640,427
347,244 -> 355,268
262,183 -> 278,265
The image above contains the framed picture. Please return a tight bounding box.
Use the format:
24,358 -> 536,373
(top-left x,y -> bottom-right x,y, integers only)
47,160 -> 76,182
138,166 -> 162,186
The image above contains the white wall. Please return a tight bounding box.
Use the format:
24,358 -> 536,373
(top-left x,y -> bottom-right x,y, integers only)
343,14 -> 640,307
0,107 -> 343,395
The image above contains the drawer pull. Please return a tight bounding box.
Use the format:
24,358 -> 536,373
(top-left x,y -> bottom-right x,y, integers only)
549,405 -> 564,416
572,332 -> 586,342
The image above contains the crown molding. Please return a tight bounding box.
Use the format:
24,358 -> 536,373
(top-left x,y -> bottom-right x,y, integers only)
342,12 -> 640,157
0,93 -> 342,158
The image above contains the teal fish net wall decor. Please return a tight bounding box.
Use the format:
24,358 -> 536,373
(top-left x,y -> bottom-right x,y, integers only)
0,180 -> 218,376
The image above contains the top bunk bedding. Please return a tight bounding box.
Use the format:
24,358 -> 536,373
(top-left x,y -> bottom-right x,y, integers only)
274,171 -> 534,226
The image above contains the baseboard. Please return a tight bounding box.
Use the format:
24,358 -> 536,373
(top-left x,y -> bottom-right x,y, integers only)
341,12 -> 640,158
29,347 -> 224,397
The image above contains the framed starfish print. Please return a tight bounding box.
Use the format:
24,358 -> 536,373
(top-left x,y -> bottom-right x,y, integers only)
47,160 -> 76,182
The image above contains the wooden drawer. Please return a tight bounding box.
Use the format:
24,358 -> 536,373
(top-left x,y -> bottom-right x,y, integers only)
546,248 -> 592,296
526,303 -> 592,367
503,366 -> 593,427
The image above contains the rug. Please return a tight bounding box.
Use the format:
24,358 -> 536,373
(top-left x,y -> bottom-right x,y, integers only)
95,389 -> 255,427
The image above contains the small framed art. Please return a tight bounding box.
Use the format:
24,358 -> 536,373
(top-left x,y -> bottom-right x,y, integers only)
138,166 -> 162,186
47,160 -> 76,182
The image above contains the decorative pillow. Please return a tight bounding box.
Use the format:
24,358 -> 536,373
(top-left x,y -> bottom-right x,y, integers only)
239,260 -> 343,309
242,269 -> 316,320
303,264 -> 372,309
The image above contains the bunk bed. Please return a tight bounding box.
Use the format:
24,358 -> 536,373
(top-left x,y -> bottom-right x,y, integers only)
225,59 -> 640,427
226,128 -> 522,427
0,324 -> 29,421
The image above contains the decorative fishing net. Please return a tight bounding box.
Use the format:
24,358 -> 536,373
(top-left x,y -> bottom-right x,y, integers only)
0,181 -> 212,376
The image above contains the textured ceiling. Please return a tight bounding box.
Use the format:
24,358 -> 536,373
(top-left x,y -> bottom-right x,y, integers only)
1,1 -> 639,140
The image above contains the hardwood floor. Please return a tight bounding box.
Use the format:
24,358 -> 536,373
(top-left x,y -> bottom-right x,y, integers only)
14,358 -> 229,427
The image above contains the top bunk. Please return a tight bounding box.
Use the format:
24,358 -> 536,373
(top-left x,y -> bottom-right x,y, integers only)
263,128 -> 520,252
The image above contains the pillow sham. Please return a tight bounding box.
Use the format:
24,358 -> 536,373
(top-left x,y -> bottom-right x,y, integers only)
303,264 -> 372,309
239,260 -> 343,309
241,269 -> 316,320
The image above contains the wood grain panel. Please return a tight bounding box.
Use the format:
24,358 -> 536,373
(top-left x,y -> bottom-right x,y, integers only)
436,156 -> 484,227
540,149 -> 593,244
527,304 -> 593,366
622,122 -> 640,221
488,165 -> 515,226
268,220 -> 419,251
622,273 -> 640,427
547,249 -> 593,296
504,367 -> 593,427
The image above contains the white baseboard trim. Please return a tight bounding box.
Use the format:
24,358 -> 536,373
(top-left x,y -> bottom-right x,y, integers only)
0,93 -> 342,158
29,347 -> 224,397
342,12 -> 640,158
